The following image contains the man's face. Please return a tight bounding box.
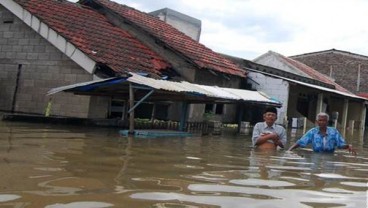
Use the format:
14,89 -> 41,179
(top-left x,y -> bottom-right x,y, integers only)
263,112 -> 277,124
316,116 -> 328,128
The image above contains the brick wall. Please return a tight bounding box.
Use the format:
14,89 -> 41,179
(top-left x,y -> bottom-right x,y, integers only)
0,5 -> 105,118
293,52 -> 368,94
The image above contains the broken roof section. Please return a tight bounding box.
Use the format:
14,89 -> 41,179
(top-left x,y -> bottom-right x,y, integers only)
8,0 -> 245,79
9,0 -> 172,77
48,73 -> 281,106
80,0 -> 246,78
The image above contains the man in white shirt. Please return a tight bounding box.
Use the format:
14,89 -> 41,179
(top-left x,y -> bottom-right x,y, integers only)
252,107 -> 287,150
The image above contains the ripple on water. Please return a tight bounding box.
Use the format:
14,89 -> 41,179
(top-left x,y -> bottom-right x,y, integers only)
266,165 -> 311,171
230,178 -> 295,187
0,194 -> 21,202
340,181 -> 368,187
152,202 -> 201,208
45,201 -> 113,208
34,167 -> 64,172
314,173 -> 360,179
186,156 -> 201,160
131,183 -> 365,208
173,164 -> 204,169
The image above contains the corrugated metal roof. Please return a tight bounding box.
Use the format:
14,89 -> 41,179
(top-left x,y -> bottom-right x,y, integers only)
48,73 -> 281,106
129,73 -> 280,104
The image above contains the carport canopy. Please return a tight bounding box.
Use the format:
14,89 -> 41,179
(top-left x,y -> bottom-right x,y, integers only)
47,73 -> 282,106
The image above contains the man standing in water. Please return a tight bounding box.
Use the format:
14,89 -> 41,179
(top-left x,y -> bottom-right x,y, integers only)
252,107 -> 287,150
288,112 -> 356,154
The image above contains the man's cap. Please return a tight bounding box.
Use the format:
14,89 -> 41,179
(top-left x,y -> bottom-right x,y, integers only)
264,107 -> 277,114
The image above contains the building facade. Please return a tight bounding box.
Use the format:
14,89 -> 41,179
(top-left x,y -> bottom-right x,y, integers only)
291,49 -> 368,97
0,0 -> 247,124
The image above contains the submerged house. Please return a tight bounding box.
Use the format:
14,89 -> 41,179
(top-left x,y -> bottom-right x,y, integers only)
228,51 -> 367,131
291,49 -> 368,97
291,49 -> 368,125
0,0 -> 271,124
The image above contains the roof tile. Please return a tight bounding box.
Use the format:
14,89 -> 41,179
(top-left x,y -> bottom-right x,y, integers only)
14,0 -> 172,77
90,0 -> 246,78
280,56 -> 351,93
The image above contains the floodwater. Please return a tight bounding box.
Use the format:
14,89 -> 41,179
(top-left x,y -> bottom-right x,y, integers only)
0,121 -> 367,208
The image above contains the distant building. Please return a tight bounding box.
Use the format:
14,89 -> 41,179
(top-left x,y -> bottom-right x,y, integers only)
227,51 -> 367,130
150,8 -> 201,42
290,49 -> 368,98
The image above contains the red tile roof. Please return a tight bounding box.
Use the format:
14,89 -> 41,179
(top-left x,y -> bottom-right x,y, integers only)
279,54 -> 351,93
88,0 -> 246,78
14,0 -> 172,77
357,93 -> 368,99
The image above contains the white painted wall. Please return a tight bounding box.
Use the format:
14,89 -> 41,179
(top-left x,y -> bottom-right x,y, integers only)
254,52 -> 310,77
249,72 -> 289,125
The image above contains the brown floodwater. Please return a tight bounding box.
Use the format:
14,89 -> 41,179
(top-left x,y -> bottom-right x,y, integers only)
0,121 -> 367,208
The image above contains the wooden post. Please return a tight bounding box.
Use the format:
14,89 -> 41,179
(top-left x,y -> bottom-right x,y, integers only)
360,102 -> 366,131
316,93 -> 323,114
150,103 -> 156,123
341,99 -> 349,136
303,117 -> 307,134
179,102 -> 188,131
129,83 -> 135,134
237,104 -> 244,133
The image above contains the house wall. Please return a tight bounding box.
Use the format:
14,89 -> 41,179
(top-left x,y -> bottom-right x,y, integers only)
191,70 -> 243,123
347,100 -> 364,128
0,5 -> 107,118
254,54 -> 310,77
292,52 -> 368,94
248,72 -> 289,125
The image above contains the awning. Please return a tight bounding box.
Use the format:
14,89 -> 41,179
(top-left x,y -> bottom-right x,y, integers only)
47,73 -> 282,106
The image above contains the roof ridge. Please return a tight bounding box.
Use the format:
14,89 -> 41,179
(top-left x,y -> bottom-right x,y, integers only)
89,0 -> 246,78
280,54 -> 352,93
290,48 -> 368,60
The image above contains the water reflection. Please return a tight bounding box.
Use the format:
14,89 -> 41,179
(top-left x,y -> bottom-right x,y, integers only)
0,121 -> 367,207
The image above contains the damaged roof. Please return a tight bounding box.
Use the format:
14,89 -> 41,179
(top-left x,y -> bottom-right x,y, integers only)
12,0 -> 172,77
80,0 -> 246,78
255,51 -> 351,93
47,73 -> 281,106
9,0 -> 245,78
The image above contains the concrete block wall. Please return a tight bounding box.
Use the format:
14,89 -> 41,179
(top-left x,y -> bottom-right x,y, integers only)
248,72 -> 289,125
293,52 -> 368,94
0,5 -> 96,118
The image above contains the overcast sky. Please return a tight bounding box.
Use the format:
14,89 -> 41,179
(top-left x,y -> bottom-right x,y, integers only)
69,0 -> 368,60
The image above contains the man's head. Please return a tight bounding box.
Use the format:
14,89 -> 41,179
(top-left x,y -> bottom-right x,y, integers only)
316,112 -> 329,128
263,107 -> 278,126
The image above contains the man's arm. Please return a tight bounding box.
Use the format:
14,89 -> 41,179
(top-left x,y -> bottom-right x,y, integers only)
340,144 -> 356,155
335,129 -> 356,155
276,127 -> 287,148
255,132 -> 279,146
288,143 -> 300,151
288,129 -> 314,151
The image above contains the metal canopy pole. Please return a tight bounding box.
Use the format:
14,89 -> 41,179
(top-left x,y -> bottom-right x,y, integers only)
127,89 -> 155,113
127,85 -> 155,134
129,83 -> 135,134
179,102 -> 188,131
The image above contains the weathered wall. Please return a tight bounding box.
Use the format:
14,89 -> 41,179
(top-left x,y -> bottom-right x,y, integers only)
248,72 -> 289,125
150,8 -> 201,42
191,70 -> 243,123
0,5 -> 103,118
293,52 -> 368,94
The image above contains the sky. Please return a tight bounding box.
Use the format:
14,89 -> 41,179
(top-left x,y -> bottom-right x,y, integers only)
68,0 -> 368,60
